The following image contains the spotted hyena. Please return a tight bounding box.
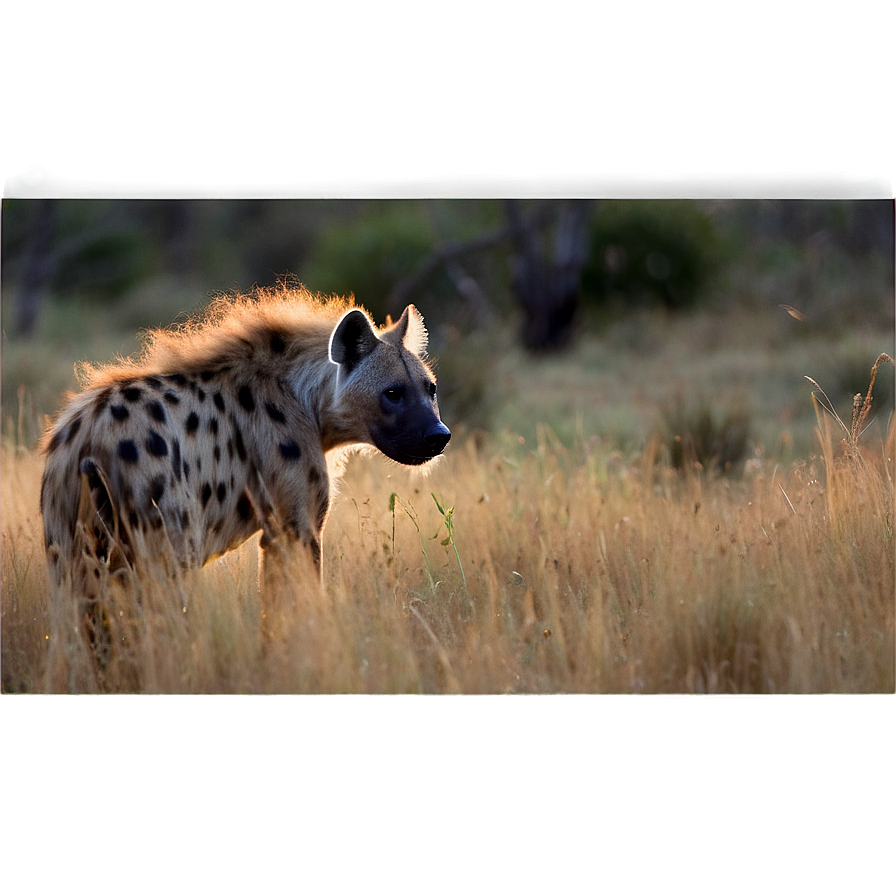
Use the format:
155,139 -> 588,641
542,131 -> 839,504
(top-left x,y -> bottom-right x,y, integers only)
40,283 -> 450,650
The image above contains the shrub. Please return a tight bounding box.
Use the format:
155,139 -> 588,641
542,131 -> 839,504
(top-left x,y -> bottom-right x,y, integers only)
298,203 -> 438,318
581,201 -> 720,312
659,398 -> 753,474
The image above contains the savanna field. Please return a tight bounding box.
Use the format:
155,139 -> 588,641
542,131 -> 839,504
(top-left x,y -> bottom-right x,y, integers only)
1,199 -> 894,694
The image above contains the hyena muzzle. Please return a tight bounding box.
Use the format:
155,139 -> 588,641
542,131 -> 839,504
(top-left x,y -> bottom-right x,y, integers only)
39,286 -> 450,663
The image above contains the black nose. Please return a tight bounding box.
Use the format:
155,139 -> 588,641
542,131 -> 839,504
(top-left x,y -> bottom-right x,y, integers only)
423,422 -> 451,453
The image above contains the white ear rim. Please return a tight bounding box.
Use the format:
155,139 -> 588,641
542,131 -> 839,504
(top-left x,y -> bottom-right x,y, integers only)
384,304 -> 428,356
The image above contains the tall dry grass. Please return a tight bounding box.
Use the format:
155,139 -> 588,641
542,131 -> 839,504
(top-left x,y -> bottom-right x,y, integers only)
3,377 -> 893,693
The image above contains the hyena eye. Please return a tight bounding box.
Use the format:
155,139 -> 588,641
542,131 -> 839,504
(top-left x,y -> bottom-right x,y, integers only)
383,386 -> 404,403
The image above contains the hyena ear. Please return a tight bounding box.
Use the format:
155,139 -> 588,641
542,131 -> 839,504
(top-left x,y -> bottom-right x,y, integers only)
381,304 -> 428,356
329,309 -> 380,372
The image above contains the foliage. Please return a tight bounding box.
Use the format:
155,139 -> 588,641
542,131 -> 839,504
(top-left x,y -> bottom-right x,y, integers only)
580,200 -> 722,312
658,398 -> 754,475
298,202 -> 440,317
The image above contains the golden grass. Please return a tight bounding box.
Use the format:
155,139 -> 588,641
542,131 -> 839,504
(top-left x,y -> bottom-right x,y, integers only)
3,399 -> 893,693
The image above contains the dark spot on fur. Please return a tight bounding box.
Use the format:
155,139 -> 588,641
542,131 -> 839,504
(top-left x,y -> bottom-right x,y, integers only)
111,404 -> 129,422
145,376 -> 163,390
196,387 -> 206,402
186,412 -> 200,434
196,457 -> 203,473
146,431 -> 168,457
216,482 -> 227,503
47,427 -> 65,453
172,439 -> 182,481
64,417 -> 82,445
201,482 -> 212,507
233,425 -> 247,462
118,440 -> 139,463
236,492 -> 253,521
164,391 -> 180,406
209,417 -> 219,436
237,384 -> 255,412
123,387 -> 143,403
180,509 -> 190,530
183,461 -> 191,481
165,374 -> 188,387
279,442 -> 302,461
94,386 -> 113,409
147,400 -> 166,423
265,402 -> 286,424
149,475 -> 166,504
80,458 -> 102,489
308,466 -> 322,485
214,445 -> 221,462
269,330 -> 287,354
213,393 -> 225,412
200,370 -> 216,382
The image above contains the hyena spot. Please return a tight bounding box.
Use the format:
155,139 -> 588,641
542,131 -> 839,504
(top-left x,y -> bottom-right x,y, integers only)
48,428 -> 65,453
279,442 -> 302,461
236,492 -> 253,520
149,475 -> 166,503
233,426 -> 247,462
237,384 -> 255,413
119,440 -> 139,463
147,401 -> 167,423
111,404 -> 130,422
123,386 -> 143,403
186,412 -> 199,434
265,402 -> 286,424
172,440 -> 182,481
65,417 -> 82,445
146,431 -> 168,457
268,329 -> 287,354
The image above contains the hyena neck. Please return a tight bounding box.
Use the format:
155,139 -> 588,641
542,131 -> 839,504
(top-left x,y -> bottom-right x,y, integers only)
288,355 -> 366,454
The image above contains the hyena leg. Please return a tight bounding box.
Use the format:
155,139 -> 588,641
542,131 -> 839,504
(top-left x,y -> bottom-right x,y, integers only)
75,459 -> 138,687
258,531 -> 323,642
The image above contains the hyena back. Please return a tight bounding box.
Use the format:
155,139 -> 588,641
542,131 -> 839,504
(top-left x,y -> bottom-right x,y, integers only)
40,284 -> 450,637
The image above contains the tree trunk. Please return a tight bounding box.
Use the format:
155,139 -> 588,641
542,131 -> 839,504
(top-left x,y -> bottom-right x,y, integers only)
17,199 -> 57,337
506,199 -> 591,351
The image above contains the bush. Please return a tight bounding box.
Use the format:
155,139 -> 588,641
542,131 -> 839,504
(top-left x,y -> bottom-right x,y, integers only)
581,201 -> 720,312
298,202 -> 438,318
659,398 -> 753,474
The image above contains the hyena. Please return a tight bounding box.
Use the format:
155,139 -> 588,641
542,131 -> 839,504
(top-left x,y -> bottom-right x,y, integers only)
40,283 -> 450,658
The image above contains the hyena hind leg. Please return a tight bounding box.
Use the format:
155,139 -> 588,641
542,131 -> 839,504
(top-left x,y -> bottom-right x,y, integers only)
73,459 -> 140,688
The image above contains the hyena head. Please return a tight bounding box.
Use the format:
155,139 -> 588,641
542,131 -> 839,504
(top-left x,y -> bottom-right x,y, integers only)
328,304 -> 450,465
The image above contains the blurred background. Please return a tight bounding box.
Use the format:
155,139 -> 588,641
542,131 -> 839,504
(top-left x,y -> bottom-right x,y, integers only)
2,199 -> 893,466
